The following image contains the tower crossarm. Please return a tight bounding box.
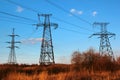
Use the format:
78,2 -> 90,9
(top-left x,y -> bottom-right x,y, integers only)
33,14 -> 58,30
32,23 -> 44,29
90,22 -> 115,60
89,32 -> 115,38
6,41 -> 21,43
6,42 -> 11,44
34,13 -> 57,65
38,14 -> 52,17
6,28 -> 20,64
15,46 -> 19,48
93,22 -> 109,27
8,34 -> 19,37
15,41 -> 21,43
7,46 -> 12,49
49,23 -> 58,29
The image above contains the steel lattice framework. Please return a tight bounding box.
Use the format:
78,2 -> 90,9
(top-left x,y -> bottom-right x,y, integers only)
90,22 -> 115,60
34,14 -> 58,65
6,28 -> 21,64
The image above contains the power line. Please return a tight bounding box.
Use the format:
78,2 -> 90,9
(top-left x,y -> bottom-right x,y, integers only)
0,0 -> 93,36
0,11 -> 90,35
0,11 -> 37,22
0,17 -> 90,35
0,19 -> 32,25
53,16 -> 94,32
0,15 -> 36,25
45,0 -> 92,25
0,17 -> 38,43
0,12 -> 40,38
59,27 -> 91,35
0,16 -> 19,21
4,0 -> 39,13
4,0 -> 94,32
0,12 -> 78,35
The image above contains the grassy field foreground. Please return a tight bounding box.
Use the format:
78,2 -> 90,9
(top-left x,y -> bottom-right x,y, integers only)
1,49 -> 120,80
0,64 -> 120,80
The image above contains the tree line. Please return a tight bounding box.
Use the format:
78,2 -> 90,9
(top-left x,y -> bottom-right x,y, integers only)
71,48 -> 120,72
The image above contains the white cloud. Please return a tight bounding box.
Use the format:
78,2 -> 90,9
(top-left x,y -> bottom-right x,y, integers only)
16,6 -> 24,13
70,8 -> 83,15
70,8 -> 76,13
78,11 -> 83,15
21,38 -> 43,45
92,11 -> 97,16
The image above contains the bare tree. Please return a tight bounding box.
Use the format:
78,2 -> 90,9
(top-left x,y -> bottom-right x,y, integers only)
71,51 -> 84,64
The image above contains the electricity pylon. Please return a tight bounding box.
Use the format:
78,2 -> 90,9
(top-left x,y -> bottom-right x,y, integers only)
34,14 -> 58,65
6,28 -> 21,64
90,22 -> 115,60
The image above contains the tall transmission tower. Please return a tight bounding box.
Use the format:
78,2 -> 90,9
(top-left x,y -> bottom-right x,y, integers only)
90,22 -> 115,60
34,14 -> 58,65
6,28 -> 21,64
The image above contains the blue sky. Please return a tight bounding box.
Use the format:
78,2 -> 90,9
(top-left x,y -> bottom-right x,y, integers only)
0,0 -> 120,64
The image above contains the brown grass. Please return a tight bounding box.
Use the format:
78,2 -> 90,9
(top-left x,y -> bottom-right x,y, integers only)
3,70 -> 120,80
1,49 -> 120,80
0,64 -> 119,80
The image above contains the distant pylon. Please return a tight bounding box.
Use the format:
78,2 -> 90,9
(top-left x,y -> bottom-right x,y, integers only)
34,14 -> 58,65
6,28 -> 21,64
90,22 -> 115,60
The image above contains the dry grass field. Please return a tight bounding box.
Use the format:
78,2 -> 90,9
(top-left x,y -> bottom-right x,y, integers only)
0,63 -> 120,80
1,49 -> 120,80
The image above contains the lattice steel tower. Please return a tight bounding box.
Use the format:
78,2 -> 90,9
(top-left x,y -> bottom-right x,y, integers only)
6,28 -> 21,64
34,14 -> 58,65
90,22 -> 115,60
